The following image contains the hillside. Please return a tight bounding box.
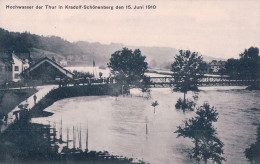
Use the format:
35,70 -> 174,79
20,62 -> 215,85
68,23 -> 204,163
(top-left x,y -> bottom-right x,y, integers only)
0,28 -> 224,68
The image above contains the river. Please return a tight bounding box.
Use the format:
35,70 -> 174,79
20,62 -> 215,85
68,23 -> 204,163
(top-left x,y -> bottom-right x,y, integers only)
31,87 -> 260,164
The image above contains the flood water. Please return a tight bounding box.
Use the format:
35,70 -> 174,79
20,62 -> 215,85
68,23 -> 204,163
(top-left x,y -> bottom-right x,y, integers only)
31,87 -> 260,164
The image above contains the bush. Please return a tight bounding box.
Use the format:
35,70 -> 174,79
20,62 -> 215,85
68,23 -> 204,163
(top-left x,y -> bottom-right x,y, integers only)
175,98 -> 196,113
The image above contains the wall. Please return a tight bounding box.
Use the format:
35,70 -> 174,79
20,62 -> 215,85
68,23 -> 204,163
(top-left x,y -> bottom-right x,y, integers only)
0,61 -> 12,84
12,55 -> 23,82
30,84 -> 122,117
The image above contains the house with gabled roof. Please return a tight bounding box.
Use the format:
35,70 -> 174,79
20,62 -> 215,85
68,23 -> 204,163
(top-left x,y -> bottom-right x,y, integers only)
0,51 -> 30,83
209,60 -> 226,73
23,57 -> 74,82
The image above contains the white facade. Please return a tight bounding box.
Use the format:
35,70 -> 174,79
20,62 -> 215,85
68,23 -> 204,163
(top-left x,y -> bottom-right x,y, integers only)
60,59 -> 68,66
12,54 -> 23,82
210,60 -> 226,73
11,53 -> 30,82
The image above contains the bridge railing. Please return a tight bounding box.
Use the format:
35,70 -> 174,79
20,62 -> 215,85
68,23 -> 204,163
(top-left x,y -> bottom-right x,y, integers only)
148,76 -> 259,87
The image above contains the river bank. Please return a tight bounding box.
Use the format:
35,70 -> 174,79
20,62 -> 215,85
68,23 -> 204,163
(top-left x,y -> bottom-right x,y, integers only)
30,84 -> 122,118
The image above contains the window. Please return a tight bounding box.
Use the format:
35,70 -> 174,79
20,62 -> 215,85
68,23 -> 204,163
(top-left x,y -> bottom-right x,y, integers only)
15,66 -> 19,71
14,73 -> 19,79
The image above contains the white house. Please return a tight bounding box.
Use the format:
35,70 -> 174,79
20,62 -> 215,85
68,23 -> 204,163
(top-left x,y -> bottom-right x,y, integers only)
9,52 -> 30,82
59,59 -> 68,66
12,53 -> 24,82
0,52 -> 30,83
209,60 -> 226,73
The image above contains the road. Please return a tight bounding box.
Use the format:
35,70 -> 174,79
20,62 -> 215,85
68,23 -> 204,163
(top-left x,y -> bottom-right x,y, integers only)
0,85 -> 58,133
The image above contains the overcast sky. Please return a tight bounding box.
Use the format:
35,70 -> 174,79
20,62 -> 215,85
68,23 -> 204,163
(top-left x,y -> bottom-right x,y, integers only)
0,0 -> 260,59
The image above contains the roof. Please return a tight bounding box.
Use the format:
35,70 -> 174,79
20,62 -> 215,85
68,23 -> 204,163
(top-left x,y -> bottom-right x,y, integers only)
24,57 -> 74,78
12,53 -> 24,62
210,60 -> 226,66
16,52 -> 30,60
0,52 -> 31,64
0,52 -> 14,64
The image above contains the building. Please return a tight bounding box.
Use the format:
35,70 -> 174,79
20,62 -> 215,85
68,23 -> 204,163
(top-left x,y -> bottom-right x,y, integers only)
209,60 -> 226,73
59,59 -> 68,66
10,52 -> 30,82
0,58 -> 12,84
0,52 -> 30,83
23,57 -> 74,82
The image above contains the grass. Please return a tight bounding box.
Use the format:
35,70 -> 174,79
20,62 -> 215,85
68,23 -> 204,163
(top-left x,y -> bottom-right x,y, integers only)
0,88 -> 38,117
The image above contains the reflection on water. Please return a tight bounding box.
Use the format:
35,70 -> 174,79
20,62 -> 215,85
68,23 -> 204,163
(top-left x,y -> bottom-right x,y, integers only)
245,124 -> 260,163
27,87 -> 260,163
175,103 -> 226,164
0,122 -> 143,163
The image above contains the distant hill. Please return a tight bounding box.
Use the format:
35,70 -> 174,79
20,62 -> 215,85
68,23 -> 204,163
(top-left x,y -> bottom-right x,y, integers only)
0,28 -> 224,68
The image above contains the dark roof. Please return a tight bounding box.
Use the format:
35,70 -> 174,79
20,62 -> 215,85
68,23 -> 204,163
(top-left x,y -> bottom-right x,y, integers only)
24,57 -> 74,78
15,52 -> 30,60
210,60 -> 226,66
0,52 -> 13,64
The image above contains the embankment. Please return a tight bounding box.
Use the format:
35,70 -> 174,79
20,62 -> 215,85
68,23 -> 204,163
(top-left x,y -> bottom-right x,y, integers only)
0,88 -> 37,118
30,84 -> 121,117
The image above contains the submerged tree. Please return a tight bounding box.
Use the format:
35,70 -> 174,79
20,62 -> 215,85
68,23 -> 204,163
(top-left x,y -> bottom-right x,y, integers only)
171,50 -> 206,112
245,125 -> 260,164
99,72 -> 103,79
108,48 -> 149,94
140,76 -> 151,99
151,100 -> 159,113
175,103 -> 226,164
175,98 -> 196,113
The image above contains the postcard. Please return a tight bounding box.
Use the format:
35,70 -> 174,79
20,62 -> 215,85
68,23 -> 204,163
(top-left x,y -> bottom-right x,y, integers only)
0,0 -> 259,163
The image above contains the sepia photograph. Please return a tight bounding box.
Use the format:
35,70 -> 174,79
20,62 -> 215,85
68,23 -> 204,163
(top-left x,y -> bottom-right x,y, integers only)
0,0 -> 259,163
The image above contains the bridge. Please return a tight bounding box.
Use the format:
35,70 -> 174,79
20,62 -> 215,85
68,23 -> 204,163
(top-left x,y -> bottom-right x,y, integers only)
57,75 -> 259,88
148,76 -> 259,88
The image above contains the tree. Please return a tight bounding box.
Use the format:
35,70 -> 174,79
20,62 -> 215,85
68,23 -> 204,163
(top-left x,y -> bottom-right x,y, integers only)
99,72 -> 103,79
108,48 -> 149,92
151,100 -> 159,114
175,98 -> 196,113
175,103 -> 226,164
224,58 -> 240,78
171,50 -> 206,111
225,47 -> 260,80
245,125 -> 260,164
239,47 -> 260,79
72,70 -> 93,78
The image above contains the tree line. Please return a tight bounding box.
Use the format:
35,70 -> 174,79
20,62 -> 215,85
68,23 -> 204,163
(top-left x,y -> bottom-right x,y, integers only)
107,46 -> 259,164
223,47 -> 260,79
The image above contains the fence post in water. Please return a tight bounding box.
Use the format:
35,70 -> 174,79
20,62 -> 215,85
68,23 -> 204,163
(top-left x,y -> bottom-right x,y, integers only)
86,124 -> 89,152
145,117 -> 148,135
60,117 -> 62,142
67,127 -> 69,148
53,122 -> 56,144
79,124 -> 82,149
73,126 -> 75,149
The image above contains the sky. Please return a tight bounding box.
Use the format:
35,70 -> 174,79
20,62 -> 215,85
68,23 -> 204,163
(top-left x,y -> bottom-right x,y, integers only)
0,0 -> 260,59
